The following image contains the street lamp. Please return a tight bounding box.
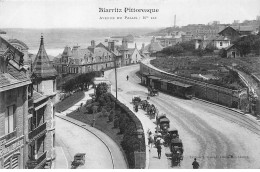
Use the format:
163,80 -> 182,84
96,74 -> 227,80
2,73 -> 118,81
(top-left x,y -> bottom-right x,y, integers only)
137,128 -> 144,152
136,128 -> 144,169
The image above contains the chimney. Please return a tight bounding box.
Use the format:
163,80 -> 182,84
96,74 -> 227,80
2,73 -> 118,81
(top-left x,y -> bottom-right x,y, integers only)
91,40 -> 95,48
108,41 -> 115,52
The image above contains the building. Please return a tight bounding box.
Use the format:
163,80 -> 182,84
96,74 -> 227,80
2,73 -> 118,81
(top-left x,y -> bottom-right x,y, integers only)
141,37 -> 164,55
0,36 -> 31,169
225,44 -> 241,58
27,35 -> 57,169
195,35 -> 230,50
54,38 -> 143,75
8,39 -> 32,70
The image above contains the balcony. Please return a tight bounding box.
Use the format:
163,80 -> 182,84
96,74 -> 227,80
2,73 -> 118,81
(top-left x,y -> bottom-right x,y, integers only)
0,130 -> 17,142
28,122 -> 47,140
27,151 -> 47,169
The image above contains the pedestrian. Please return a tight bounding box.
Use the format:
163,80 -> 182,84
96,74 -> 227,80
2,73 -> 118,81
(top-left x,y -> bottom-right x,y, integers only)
135,104 -> 138,112
157,144 -> 162,159
126,75 -> 129,81
148,135 -> 154,151
192,158 -> 200,169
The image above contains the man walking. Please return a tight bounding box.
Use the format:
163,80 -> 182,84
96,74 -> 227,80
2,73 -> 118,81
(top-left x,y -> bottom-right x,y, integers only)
192,158 -> 200,169
126,75 -> 129,81
157,144 -> 162,159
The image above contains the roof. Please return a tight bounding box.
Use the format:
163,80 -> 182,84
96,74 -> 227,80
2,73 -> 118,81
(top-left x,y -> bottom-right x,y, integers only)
149,76 -> 161,80
0,62 -> 31,92
62,46 -> 72,57
224,44 -> 238,51
218,26 -> 240,35
144,41 -> 163,53
31,36 -> 57,79
142,72 -> 153,76
168,81 -> 192,88
160,118 -> 170,123
231,25 -> 255,32
8,39 -> 29,49
33,91 -> 47,102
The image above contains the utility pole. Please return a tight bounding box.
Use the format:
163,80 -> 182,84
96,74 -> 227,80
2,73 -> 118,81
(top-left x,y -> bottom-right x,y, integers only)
114,56 -> 118,100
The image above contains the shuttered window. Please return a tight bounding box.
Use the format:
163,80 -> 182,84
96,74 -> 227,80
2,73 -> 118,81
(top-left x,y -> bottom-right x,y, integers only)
5,105 -> 15,134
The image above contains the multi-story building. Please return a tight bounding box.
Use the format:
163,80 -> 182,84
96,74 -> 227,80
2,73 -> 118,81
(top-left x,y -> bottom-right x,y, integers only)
54,38 -> 142,75
27,35 -> 57,169
0,36 -> 31,169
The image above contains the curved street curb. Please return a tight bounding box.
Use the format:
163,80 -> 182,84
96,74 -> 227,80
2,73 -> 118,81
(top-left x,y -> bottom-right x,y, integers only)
55,114 -> 115,169
104,66 -> 150,169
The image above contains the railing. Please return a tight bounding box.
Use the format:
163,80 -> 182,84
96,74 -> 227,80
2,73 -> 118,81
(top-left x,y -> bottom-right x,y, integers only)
27,151 -> 47,169
28,122 -> 46,140
37,151 -> 47,165
0,130 -> 17,142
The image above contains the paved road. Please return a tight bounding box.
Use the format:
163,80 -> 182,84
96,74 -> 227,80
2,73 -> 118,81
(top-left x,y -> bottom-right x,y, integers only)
55,117 -> 114,169
105,64 -> 260,169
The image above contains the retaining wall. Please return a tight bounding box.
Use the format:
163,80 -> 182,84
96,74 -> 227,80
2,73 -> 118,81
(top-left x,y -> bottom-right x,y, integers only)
140,61 -> 247,109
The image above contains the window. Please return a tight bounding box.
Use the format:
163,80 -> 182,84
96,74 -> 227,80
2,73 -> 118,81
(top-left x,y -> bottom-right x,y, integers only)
220,42 -> 223,46
5,105 -> 15,134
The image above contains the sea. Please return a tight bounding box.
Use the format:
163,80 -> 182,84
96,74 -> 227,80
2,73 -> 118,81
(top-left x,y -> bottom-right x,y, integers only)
1,28 -> 157,57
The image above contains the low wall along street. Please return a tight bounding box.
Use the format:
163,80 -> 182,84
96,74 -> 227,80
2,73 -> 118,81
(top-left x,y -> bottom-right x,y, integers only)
140,61 -> 249,111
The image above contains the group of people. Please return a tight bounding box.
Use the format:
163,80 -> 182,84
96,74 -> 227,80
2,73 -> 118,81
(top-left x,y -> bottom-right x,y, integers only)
147,129 -> 200,168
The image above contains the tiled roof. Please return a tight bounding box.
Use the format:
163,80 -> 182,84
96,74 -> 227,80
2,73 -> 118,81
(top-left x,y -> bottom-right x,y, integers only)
33,91 -> 47,102
32,36 -> 57,79
144,41 -> 163,53
62,46 -> 72,57
0,64 -> 31,91
8,39 -> 29,49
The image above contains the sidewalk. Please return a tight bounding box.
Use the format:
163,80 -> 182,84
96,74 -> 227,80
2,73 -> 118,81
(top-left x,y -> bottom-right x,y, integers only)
59,89 -> 94,116
110,92 -> 169,169
55,88 -> 127,169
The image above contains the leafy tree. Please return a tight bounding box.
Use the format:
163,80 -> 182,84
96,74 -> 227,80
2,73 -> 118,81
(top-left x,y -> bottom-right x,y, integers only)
96,82 -> 108,100
113,117 -> 119,128
205,44 -> 216,53
219,48 -> 227,58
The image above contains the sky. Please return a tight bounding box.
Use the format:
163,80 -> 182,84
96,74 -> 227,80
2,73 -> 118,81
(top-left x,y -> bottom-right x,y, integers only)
0,0 -> 260,28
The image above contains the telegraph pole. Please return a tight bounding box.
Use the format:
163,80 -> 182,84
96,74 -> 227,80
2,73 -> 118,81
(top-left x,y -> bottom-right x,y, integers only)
114,56 -> 118,100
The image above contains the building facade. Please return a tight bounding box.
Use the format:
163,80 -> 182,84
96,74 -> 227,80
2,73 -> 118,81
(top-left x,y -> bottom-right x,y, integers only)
0,36 -> 31,169
54,38 -> 143,75
27,35 -> 57,169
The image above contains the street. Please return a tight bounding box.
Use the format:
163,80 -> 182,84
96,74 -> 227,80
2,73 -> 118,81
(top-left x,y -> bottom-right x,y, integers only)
55,117 -> 114,169
105,64 -> 260,169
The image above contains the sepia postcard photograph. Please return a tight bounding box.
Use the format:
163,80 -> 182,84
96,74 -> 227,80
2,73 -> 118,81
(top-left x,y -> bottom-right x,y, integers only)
0,0 -> 260,170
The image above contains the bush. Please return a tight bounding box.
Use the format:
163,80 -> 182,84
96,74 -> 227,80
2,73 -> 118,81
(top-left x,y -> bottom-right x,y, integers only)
108,110 -> 115,122
114,117 -> 119,128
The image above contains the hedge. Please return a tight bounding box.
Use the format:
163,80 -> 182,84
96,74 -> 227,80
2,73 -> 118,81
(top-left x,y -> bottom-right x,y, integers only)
108,93 -> 145,169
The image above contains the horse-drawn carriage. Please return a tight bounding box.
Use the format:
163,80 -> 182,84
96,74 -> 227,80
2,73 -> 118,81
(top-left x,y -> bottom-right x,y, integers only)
147,104 -> 157,116
164,127 -> 179,146
140,100 -> 149,111
170,138 -> 184,166
132,95 -> 141,105
148,86 -> 159,97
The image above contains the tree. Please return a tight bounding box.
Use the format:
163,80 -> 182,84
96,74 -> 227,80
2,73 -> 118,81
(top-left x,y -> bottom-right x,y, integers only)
219,48 -> 227,58
96,82 -> 108,100
205,44 -> 216,53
